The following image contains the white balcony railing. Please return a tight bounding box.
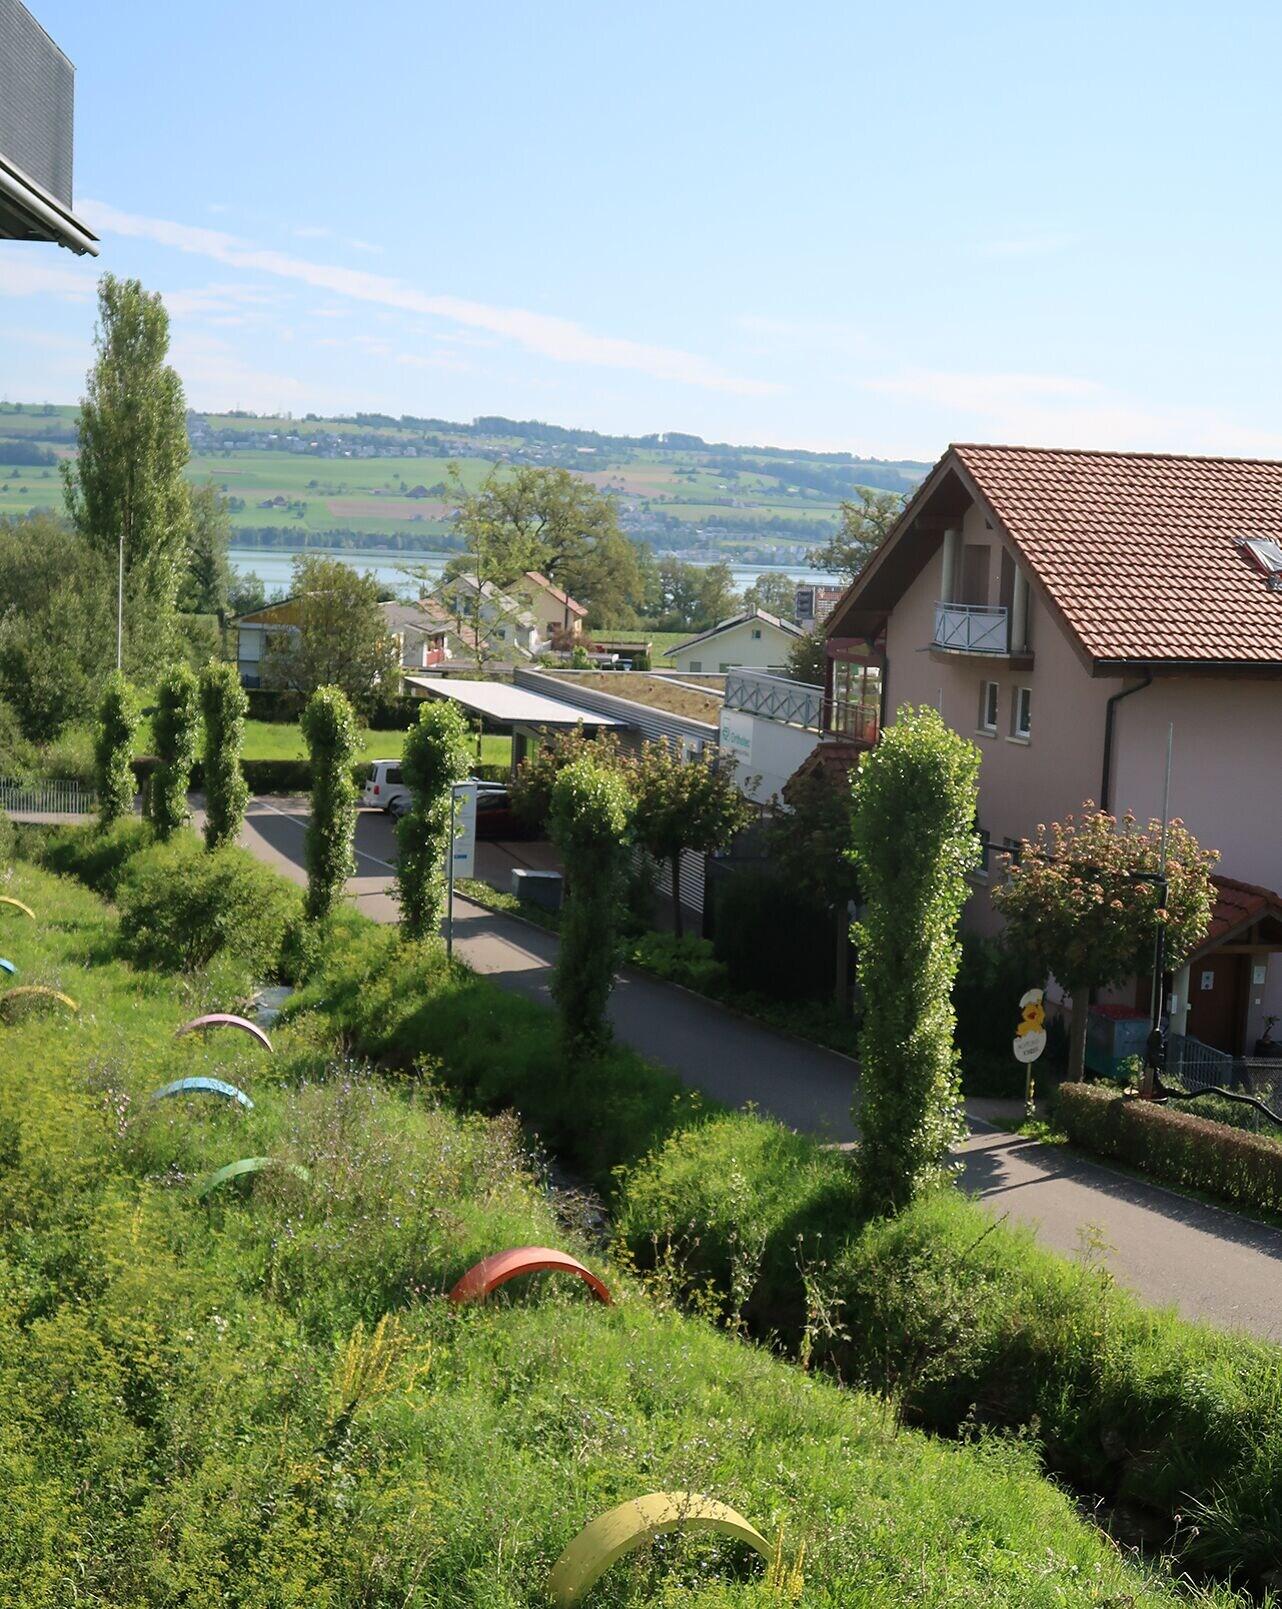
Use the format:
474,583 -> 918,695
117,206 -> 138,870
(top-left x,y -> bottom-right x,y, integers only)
932,602 -> 1010,655
723,669 -> 824,730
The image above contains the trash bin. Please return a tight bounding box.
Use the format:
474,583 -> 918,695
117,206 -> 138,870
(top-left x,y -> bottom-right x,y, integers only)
511,869 -> 563,914
1085,1004 -> 1149,1079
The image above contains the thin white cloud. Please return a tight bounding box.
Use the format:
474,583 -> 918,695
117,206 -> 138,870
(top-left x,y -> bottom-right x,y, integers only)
80,199 -> 777,396
348,238 -> 381,254
0,255 -> 96,301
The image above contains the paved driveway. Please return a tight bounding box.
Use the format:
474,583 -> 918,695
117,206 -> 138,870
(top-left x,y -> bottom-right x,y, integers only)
232,797 -> 1282,1339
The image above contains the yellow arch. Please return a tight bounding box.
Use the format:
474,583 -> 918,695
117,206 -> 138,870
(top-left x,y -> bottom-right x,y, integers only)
0,897 -> 34,919
0,986 -> 78,1020
547,1492 -> 771,1606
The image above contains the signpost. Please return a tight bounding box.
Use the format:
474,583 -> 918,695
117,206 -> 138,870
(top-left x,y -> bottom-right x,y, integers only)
445,781 -> 478,960
1013,987 -> 1047,1117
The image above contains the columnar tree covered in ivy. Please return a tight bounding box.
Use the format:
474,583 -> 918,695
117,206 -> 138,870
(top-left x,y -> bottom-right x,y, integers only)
149,663 -> 200,840
630,743 -> 752,937
992,806 -> 1216,1083
850,706 -> 981,1214
395,700 -> 471,940
301,684 -> 360,921
548,757 -> 634,1054
199,662 -> 249,851
94,671 -> 139,829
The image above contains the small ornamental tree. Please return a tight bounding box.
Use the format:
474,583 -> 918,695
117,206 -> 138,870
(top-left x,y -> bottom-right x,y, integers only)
395,700 -> 471,940
769,766 -> 863,1007
548,757 -> 634,1054
149,662 -> 200,840
94,671 -> 139,828
992,805 -> 1217,1082
509,726 -> 622,833
199,661 -> 249,851
301,684 -> 360,921
630,742 -> 752,937
850,706 -> 981,1214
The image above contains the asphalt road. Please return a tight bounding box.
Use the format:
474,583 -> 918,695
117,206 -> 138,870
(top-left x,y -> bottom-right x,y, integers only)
235,797 -> 1282,1340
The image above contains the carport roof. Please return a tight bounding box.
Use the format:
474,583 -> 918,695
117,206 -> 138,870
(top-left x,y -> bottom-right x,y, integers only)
403,676 -> 625,729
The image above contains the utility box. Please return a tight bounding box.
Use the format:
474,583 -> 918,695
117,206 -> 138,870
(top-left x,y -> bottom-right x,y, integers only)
511,869 -> 563,914
1085,1004 -> 1149,1079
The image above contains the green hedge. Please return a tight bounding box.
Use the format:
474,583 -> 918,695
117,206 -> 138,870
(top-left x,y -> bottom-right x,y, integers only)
615,1109 -> 1282,1579
1056,1081 -> 1282,1214
133,754 -> 372,796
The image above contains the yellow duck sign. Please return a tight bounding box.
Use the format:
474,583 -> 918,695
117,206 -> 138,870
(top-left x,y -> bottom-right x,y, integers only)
1013,989 -> 1046,1064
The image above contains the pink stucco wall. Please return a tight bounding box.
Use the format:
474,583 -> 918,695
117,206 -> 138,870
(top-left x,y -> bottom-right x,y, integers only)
884,503 -> 1123,932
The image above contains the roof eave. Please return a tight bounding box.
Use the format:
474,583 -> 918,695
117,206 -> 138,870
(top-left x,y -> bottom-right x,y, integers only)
0,154 -> 99,256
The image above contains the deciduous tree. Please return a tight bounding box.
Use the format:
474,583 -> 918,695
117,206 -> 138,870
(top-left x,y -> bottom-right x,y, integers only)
200,662 -> 249,851
301,685 -> 360,921
179,481 -> 232,618
850,706 -> 980,1213
769,766 -> 862,1008
807,487 -> 902,586
741,571 -> 798,619
992,805 -> 1216,1082
395,700 -> 471,940
149,663 -> 199,840
262,554 -> 398,714
630,743 -> 752,938
509,727 -> 623,834
548,757 -> 634,1054
63,275 -> 190,677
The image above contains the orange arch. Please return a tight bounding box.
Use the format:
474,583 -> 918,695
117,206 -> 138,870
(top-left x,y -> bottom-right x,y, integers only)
448,1246 -> 612,1307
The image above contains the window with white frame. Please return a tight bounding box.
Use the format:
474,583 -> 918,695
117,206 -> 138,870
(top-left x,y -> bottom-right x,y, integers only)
978,680 -> 998,734
751,627 -> 762,639
1012,686 -> 1032,740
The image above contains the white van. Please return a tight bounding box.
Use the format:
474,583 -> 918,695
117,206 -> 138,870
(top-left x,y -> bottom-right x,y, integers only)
362,760 -> 412,817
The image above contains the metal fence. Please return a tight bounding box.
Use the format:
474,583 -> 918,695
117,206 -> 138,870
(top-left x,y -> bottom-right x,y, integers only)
0,777 -> 98,816
1164,1033 -> 1282,1121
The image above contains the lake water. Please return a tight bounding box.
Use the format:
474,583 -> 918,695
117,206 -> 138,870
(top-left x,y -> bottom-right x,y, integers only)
228,546 -> 844,594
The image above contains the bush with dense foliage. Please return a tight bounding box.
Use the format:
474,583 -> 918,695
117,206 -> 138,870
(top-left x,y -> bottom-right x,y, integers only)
394,700 -> 471,939
93,670 -> 140,828
148,662 -> 200,839
1056,1080 -> 1282,1214
301,684 -> 360,921
116,831 -> 302,981
508,725 -> 623,831
548,756 -> 634,1053
630,742 -> 751,938
199,660 -> 250,850
850,706 -> 980,1212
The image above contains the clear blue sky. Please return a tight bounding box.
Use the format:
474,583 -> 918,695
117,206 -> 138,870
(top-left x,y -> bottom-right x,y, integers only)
7,0 -> 1282,460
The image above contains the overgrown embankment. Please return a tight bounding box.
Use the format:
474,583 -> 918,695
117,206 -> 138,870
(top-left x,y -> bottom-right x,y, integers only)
0,853 -> 1227,1605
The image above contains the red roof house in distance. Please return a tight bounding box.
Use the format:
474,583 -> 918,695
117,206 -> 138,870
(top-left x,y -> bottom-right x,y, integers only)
824,442 -> 1282,1057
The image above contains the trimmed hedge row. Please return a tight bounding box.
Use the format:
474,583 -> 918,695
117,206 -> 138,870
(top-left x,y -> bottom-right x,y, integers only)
1056,1080 -> 1282,1214
134,754 -> 509,797
244,686 -> 423,728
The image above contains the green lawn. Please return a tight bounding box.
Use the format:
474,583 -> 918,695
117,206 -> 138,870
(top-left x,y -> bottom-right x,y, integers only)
131,716 -> 511,768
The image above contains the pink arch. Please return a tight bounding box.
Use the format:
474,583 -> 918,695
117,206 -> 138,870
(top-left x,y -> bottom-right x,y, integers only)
176,1013 -> 273,1052
448,1246 -> 612,1308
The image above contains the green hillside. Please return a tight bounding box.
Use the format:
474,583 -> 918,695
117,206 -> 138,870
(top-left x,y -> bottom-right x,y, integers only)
0,401 -> 930,570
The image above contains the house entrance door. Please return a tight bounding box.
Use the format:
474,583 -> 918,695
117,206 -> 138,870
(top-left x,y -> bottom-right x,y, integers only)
1186,952 -> 1250,1054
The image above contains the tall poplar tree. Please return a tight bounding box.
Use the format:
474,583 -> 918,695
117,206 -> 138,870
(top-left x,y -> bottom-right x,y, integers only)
64,275 -> 191,677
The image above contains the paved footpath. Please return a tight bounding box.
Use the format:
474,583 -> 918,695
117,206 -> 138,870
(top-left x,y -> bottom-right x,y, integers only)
235,797 -> 1282,1340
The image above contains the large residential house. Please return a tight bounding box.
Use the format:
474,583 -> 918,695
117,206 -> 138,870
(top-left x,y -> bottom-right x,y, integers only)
434,575 -> 543,660
669,609 -> 802,675
823,443 -> 1282,1058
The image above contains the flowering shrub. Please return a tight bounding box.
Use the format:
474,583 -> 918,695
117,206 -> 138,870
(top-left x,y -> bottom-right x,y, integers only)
992,806 -> 1216,1078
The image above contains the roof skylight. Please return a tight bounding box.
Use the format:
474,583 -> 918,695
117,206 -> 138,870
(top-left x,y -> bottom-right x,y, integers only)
1239,537 -> 1282,590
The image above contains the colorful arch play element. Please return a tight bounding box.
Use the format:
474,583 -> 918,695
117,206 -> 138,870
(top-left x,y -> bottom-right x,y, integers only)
0,985 -> 78,1020
547,1493 -> 771,1606
194,1156 -> 309,1199
0,959 -> 15,977
0,897 -> 34,919
448,1246 -> 612,1307
176,1013 -> 273,1052
151,1076 -> 254,1111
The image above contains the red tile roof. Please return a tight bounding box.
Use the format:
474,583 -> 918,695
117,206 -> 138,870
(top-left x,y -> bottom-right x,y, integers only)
1194,874 -> 1282,956
953,444 -> 1282,666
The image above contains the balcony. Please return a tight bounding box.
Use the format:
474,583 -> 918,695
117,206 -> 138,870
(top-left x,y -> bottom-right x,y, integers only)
932,602 -> 1010,656
723,667 -> 881,748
